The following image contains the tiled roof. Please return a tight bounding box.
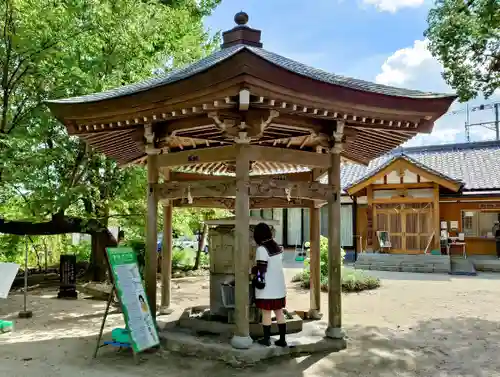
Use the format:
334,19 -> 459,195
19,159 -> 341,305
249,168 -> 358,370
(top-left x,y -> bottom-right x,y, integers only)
46,45 -> 453,105
331,141 -> 500,191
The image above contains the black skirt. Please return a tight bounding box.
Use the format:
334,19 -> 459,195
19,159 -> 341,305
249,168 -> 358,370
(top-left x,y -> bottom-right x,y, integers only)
255,297 -> 286,310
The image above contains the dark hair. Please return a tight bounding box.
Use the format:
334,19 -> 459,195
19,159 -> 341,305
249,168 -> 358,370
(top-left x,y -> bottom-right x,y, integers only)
253,223 -> 281,255
138,295 -> 145,303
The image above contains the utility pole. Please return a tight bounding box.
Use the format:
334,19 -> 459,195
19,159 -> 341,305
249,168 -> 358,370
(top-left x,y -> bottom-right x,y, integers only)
460,101 -> 500,142
495,102 -> 499,141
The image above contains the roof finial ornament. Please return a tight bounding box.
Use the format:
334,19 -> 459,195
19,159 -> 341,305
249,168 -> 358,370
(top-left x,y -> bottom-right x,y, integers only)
221,11 -> 261,49
234,11 -> 249,26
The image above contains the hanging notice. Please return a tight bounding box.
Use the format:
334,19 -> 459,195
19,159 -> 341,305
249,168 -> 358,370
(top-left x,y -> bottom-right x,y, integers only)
106,247 -> 159,353
0,263 -> 20,299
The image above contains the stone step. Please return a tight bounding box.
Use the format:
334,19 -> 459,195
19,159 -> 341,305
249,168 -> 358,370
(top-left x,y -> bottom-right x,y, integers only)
450,258 -> 476,276
354,253 -> 451,274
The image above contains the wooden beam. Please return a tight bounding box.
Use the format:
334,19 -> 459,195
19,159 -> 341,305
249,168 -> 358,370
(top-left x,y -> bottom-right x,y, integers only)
155,180 -> 236,200
172,197 -> 234,209
156,177 -> 336,201
160,169 -> 173,315
309,205 -> 322,319
248,178 -> 336,201
156,145 -> 237,168
160,203 -> 173,314
251,197 -> 318,208
232,144 -> 252,348
372,197 -> 433,204
246,145 -> 330,167
372,182 -> 434,190
169,171 -> 313,182
326,148 -> 343,339
367,185 -> 374,251
172,197 -> 321,209
312,167 -> 328,181
433,183 -> 441,250
145,154 -> 159,317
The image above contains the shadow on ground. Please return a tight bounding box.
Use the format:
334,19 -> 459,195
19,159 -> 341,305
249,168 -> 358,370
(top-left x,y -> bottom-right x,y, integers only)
1,314 -> 499,377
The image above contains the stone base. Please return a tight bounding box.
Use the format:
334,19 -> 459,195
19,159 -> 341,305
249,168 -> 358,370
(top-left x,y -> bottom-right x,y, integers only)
177,306 -> 303,338
159,321 -> 347,367
158,306 -> 175,316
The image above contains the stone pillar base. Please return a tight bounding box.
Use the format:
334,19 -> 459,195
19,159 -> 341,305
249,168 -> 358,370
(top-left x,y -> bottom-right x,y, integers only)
307,309 -> 323,320
230,335 -> 253,349
158,306 -> 174,316
325,326 -> 345,339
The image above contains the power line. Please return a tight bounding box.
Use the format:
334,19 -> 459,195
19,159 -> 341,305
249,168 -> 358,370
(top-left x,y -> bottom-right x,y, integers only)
443,101 -> 500,142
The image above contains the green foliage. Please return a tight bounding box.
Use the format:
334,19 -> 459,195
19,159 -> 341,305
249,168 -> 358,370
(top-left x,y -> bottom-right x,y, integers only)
0,0 -> 222,268
295,268 -> 381,293
304,236 -> 345,278
340,269 -> 381,292
198,250 -> 209,268
425,0 -> 500,101
297,236 -> 379,292
67,240 -> 91,262
172,247 -> 190,269
173,208 -> 231,238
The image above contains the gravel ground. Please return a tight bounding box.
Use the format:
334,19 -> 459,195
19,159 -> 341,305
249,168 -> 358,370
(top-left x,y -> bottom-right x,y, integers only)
1,268 -> 500,377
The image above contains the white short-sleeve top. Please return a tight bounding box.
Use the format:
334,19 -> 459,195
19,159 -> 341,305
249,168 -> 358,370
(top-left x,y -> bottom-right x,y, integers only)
255,245 -> 286,300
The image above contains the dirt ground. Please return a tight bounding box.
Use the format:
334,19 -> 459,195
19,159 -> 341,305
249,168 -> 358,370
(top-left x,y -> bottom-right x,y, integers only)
1,268 -> 500,377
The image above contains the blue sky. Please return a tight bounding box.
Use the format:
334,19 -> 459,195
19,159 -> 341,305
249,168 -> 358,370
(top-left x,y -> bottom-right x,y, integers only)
205,0 -> 500,146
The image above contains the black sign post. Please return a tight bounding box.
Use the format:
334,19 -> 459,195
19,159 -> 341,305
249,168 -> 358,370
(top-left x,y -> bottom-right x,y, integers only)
57,255 -> 77,299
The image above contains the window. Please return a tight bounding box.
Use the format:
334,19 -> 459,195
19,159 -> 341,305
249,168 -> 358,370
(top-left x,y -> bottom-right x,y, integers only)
319,205 -> 354,247
461,210 -> 500,237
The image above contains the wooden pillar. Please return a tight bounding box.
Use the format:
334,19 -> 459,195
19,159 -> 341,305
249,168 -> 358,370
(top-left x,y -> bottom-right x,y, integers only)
160,170 -> 173,315
367,185 -> 375,251
231,143 -> 252,349
146,153 -> 159,317
352,197 -> 359,260
433,183 -> 440,250
308,204 -> 322,319
326,125 -> 345,339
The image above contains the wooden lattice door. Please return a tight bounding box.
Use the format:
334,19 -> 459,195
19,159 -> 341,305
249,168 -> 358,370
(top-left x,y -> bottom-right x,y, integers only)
403,204 -> 433,252
375,204 -> 403,251
375,203 -> 433,253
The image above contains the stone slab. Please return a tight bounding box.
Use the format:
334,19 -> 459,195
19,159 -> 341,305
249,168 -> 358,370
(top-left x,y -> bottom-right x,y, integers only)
470,258 -> 500,272
355,253 -> 451,274
353,264 -> 371,270
159,321 -> 346,367
249,314 -> 303,338
178,307 -> 302,338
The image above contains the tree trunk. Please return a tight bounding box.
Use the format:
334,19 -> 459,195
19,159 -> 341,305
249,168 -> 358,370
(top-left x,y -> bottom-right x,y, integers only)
87,206 -> 115,282
193,223 -> 208,270
88,231 -> 116,281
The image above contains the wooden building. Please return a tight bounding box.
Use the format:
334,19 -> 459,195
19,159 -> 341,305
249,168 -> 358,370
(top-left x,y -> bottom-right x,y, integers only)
265,141 -> 500,256
46,12 -> 455,348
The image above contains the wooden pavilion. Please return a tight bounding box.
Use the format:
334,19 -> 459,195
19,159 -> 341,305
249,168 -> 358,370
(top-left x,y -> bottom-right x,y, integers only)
46,12 -> 456,349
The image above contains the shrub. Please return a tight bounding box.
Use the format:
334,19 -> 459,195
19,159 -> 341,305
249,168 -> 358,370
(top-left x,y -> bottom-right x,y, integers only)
294,268 -> 380,292
198,251 -> 209,268
340,269 -> 381,292
296,236 -> 380,293
304,236 -> 346,277
172,247 -> 191,270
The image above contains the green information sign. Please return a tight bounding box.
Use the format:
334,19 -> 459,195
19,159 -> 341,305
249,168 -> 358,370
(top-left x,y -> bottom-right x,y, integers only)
106,247 -> 159,353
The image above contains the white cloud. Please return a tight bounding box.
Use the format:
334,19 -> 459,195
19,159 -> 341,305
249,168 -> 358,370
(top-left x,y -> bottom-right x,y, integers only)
375,39 -> 499,147
376,39 -> 448,92
362,0 -> 425,13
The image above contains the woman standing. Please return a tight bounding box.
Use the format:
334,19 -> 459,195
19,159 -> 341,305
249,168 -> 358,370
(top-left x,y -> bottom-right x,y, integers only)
253,222 -> 287,347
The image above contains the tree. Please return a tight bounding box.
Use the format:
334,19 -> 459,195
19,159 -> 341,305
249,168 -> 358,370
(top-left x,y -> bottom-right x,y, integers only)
0,0 -> 221,279
169,208 -> 231,270
425,0 -> 500,101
